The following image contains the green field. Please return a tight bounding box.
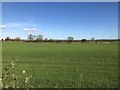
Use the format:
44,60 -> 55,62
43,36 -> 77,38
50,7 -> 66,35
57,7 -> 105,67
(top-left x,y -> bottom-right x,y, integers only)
2,42 -> 118,88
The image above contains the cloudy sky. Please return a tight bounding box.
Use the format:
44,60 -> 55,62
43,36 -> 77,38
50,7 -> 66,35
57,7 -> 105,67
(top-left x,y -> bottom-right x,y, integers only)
1,2 -> 118,40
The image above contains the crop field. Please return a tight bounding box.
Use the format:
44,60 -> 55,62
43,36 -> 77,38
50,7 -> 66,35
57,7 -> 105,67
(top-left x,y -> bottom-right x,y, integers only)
2,42 -> 118,88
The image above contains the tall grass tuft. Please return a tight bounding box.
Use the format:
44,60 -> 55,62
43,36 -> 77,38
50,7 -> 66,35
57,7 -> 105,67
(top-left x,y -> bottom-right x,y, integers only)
2,58 -> 34,89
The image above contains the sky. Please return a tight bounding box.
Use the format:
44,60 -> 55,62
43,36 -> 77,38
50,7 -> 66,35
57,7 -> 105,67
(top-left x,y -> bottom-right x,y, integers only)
1,2 -> 118,40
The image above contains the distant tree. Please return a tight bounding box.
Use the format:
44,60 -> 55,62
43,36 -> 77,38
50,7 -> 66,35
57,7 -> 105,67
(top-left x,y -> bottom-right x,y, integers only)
91,37 -> 95,42
5,37 -> 11,41
49,39 -> 54,43
28,34 -> 35,41
81,39 -> 86,43
36,35 -> 43,42
44,38 -> 48,42
14,37 -> 20,41
67,37 -> 74,43
44,38 -> 48,41
1,39 -> 4,41
11,39 -> 14,41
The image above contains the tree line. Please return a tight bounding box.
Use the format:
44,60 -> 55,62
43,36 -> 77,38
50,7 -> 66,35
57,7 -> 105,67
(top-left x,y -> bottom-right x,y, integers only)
1,34 -> 89,43
1,34 -> 118,43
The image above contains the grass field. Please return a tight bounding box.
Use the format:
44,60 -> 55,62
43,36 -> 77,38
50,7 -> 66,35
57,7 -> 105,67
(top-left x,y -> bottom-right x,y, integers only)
2,42 -> 118,88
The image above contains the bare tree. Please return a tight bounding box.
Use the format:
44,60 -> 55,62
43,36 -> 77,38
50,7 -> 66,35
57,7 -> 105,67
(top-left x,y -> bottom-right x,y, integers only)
67,37 -> 74,43
91,37 -> 95,42
36,35 -> 43,42
5,37 -> 11,41
28,34 -> 35,41
14,37 -> 21,41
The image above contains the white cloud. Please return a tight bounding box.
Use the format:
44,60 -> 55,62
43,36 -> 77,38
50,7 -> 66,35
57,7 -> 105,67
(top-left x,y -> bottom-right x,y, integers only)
23,28 -> 37,31
0,25 -> 6,29
3,17 -> 39,29
4,21 -> 37,28
6,22 -> 23,28
3,21 -> 39,31
23,28 -> 30,31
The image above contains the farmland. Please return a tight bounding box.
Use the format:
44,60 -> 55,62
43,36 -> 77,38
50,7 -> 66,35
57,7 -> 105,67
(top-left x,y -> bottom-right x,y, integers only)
2,42 -> 118,88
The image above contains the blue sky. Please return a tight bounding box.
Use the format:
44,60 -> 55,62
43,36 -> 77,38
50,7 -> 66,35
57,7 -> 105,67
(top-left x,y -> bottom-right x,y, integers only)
2,2 -> 118,40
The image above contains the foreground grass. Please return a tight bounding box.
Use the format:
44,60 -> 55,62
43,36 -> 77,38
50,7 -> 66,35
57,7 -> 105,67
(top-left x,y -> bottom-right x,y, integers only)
2,42 -> 118,88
